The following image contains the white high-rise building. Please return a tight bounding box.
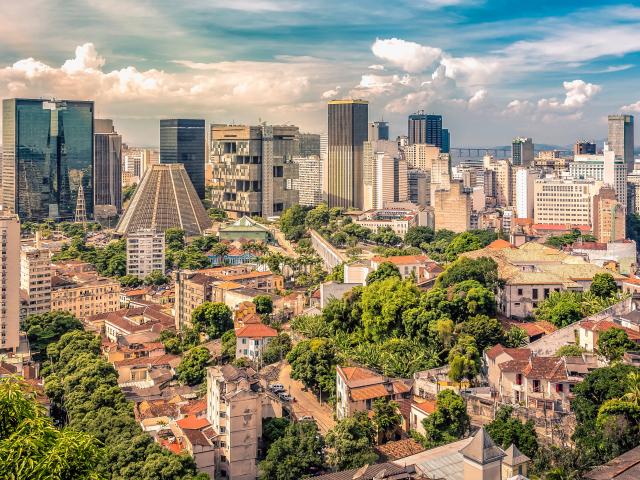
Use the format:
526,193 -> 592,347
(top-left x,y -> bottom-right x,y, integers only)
0,214 -> 20,352
292,156 -> 323,206
126,229 -> 166,279
20,245 -> 52,318
363,140 -> 407,210
404,143 -> 440,170
569,145 -> 627,208
534,177 -> 602,226
515,168 -> 535,219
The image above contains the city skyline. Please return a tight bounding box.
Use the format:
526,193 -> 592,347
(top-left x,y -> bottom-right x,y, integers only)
1,2 -> 640,147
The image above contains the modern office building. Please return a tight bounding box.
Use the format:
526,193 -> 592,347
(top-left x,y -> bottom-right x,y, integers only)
327,99 -> 369,209
2,98 -> 94,221
363,140 -> 407,210
608,114 -> 634,172
511,137 -> 534,167
569,145 -> 627,207
20,246 -> 52,318
0,214 -> 20,352
368,121 -> 389,141
627,165 -> 640,214
116,164 -> 212,236
160,119 -> 206,198
441,128 -> 450,153
126,229 -> 166,279
93,119 -> 122,214
292,155 -> 323,207
408,112 -> 442,147
514,168 -> 535,219
209,124 -> 299,218
534,177 -> 601,226
299,133 -> 321,157
574,140 -> 597,155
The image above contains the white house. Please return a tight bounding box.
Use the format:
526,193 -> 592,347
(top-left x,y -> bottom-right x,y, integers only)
235,324 -> 278,361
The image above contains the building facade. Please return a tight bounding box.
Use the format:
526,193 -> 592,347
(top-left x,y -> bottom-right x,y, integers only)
93,119 -> 122,214
0,215 -> 20,352
515,168 -> 535,219
570,146 -> 627,208
608,114 -> 634,172
292,155 -> 323,206
408,169 -> 430,206
327,100 -> 369,209
432,181 -> 472,232
511,137 -> 534,167
160,119 -> 206,198
20,246 -> 52,318
574,140 -> 596,155
593,186 -> 626,243
126,229 -> 166,279
2,98 -> 94,221
209,124 -> 299,218
51,275 -> 120,320
534,177 -> 600,226
299,133 -> 321,157
368,121 -> 389,141
408,112 -> 442,147
363,140 -> 407,210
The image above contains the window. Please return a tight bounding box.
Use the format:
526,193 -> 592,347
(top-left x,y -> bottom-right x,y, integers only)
544,288 -> 550,298
516,374 -> 523,385
532,289 -> 538,300
556,383 -> 564,393
532,380 -> 541,393
220,426 -> 226,433
517,288 -> 523,296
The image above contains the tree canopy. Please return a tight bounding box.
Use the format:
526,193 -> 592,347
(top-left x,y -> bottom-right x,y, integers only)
598,328 -> 637,363
590,273 -> 619,299
190,302 -> 233,339
366,261 -> 401,285
176,346 -> 212,386
24,311 -> 83,361
421,390 -> 470,447
325,411 -> 377,470
485,406 -> 539,459
287,338 -> 338,397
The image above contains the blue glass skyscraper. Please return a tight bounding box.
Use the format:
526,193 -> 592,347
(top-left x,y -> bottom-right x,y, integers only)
2,98 -> 94,222
160,119 -> 206,199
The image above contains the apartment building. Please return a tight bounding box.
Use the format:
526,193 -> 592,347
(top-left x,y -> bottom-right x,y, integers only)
403,143 -> 440,171
51,273 -> 121,320
369,255 -> 443,284
352,206 -> 428,237
292,155 -> 323,207
363,140 -> 407,210
534,177 -> 601,226
432,181 -> 472,232
593,186 -> 626,243
20,246 -> 52,318
570,146 -> 627,207
209,124 -> 299,218
0,215 -> 20,352
126,229 -> 166,279
235,323 -> 278,361
206,365 -> 282,480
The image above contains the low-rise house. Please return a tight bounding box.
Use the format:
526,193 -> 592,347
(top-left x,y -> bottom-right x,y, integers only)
208,245 -> 257,267
500,320 -> 557,343
370,255 -> 443,285
314,463 -> 420,480
336,365 -> 413,420
409,399 -> 436,435
235,324 -> 278,361
113,354 -> 180,387
217,216 -> 273,243
578,318 -> 640,352
102,304 -> 175,342
584,444 -> 640,480
165,416 -> 216,478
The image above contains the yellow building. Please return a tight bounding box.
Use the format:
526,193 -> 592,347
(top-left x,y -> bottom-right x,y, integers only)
432,180 -> 472,232
51,274 -> 121,320
593,186 -> 626,243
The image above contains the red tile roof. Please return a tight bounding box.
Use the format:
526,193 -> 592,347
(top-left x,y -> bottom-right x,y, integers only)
487,239 -> 515,249
235,324 -> 278,338
485,344 -> 532,362
371,255 -> 435,265
176,415 -> 211,430
580,320 -> 640,340
413,399 -> 437,415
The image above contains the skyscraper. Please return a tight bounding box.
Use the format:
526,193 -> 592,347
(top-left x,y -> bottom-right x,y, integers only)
408,112 -> 442,147
210,124 -> 299,218
327,99 -> 368,209
93,119 -> 122,214
608,114 -> 634,172
368,121 -> 389,141
2,98 -> 94,221
441,128 -> 450,153
292,155 -> 323,207
511,137 -> 534,166
160,119 -> 205,198
299,133 -> 321,157
363,140 -> 406,210
574,140 -> 596,155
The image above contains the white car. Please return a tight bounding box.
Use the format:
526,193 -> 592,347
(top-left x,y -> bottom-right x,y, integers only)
299,416 -> 314,421
279,393 -> 293,402
269,383 -> 285,393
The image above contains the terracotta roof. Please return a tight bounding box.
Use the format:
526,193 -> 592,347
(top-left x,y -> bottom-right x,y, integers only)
313,463 -> 416,480
114,354 -> 179,368
375,438 -> 425,461
487,239 -> 515,249
371,255 -> 435,265
584,444 -> 640,480
161,438 -> 183,454
532,224 -> 591,232
413,399 -> 437,415
235,324 -> 278,338
176,415 -> 210,430
485,344 -> 532,362
180,399 -> 207,416
350,384 -> 390,401
523,357 -> 567,381
503,320 -> 557,338
337,366 -> 384,388
580,320 -> 640,341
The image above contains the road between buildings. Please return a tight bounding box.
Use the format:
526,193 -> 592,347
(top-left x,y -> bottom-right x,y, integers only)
277,363 -> 336,434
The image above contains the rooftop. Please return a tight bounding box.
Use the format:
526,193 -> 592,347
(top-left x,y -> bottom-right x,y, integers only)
584,445 -> 640,480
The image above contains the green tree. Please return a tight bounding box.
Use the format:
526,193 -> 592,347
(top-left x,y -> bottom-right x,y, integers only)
444,231 -> 482,262
325,411 -> 377,470
598,328 -> 636,363
555,345 -> 586,357
436,256 -> 500,290
176,346 -> 212,386
191,302 -> 233,338
24,311 -> 83,361
259,420 -> 325,480
122,183 -> 137,203
504,326 -> 528,348
263,333 -> 292,364
534,291 -> 583,328
253,295 -> 274,315
262,417 -> 291,458
165,228 -> 185,250
207,207 -> 227,222
366,261 -> 401,285
143,270 -> 169,286
457,315 -> 505,352
422,390 -> 470,446
287,338 -> 337,397
590,273 -> 619,299
305,204 -> 331,230
119,274 -> 142,288
280,205 -> 308,241
221,330 -> 237,361
448,335 -> 480,386
373,398 -> 402,443
485,406 -> 538,459
327,263 -> 345,283
404,226 -> 434,248
370,227 -> 401,246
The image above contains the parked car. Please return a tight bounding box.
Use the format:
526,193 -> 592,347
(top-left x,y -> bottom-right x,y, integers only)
299,415 -> 314,421
279,393 -> 293,402
269,383 -> 285,393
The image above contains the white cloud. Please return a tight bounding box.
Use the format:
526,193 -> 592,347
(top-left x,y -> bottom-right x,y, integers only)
468,89 -> 487,108
61,43 -> 106,74
368,64 -> 385,71
622,100 -> 640,113
321,86 -> 341,99
537,80 -> 601,110
420,0 -> 481,9
371,38 -> 442,73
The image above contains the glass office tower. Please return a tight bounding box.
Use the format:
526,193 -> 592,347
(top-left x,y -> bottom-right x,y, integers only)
2,98 -> 94,222
160,119 -> 206,199
408,112 -> 442,147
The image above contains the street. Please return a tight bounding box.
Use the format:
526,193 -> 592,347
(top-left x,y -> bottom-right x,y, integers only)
277,362 -> 336,434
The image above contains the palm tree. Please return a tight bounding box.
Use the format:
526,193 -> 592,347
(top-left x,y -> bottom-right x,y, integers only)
621,372 -> 640,405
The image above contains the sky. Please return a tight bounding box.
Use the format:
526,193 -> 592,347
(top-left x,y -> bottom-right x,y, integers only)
2,1 -> 640,147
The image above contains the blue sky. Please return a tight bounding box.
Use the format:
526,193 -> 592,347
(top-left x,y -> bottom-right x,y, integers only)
2,0 -> 640,146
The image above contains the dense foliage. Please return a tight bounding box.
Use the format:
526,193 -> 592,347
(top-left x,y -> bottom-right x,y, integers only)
545,229 -> 597,249
176,347 -> 212,386
325,411 -> 377,470
42,330 -> 207,479
419,390 -> 470,447
190,302 -> 234,339
23,311 -> 83,361
485,406 -> 538,459
53,239 -> 127,278
262,333 -> 292,364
